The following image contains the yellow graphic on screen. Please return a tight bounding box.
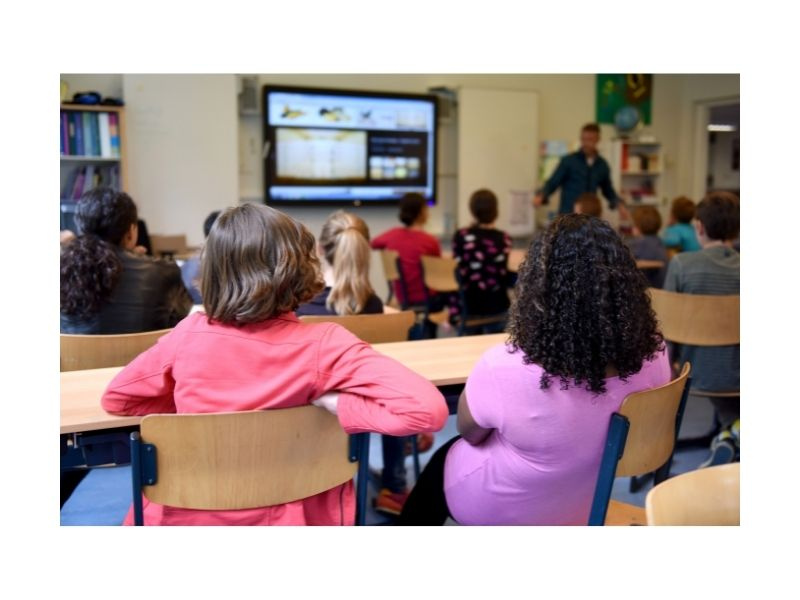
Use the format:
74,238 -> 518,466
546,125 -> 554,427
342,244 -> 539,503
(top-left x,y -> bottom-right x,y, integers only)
276,128 -> 366,182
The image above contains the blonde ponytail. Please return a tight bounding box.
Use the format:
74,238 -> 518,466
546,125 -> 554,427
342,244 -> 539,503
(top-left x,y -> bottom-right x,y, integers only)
320,211 -> 375,316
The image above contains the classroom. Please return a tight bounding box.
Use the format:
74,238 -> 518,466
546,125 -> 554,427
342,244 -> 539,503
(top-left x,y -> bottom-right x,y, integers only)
59,72 -> 740,529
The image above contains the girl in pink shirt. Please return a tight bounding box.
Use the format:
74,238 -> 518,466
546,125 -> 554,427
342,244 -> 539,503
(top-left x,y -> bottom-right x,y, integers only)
101,204 -> 448,526
397,214 -> 669,525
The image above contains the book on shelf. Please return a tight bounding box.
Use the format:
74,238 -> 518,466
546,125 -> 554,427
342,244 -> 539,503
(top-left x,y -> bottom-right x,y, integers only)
73,112 -> 85,156
97,112 -> 112,158
62,164 -> 121,200
60,108 -> 121,158
109,113 -> 120,157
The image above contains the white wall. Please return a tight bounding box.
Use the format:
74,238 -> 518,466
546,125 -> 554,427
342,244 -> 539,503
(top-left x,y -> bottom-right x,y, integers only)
121,75 -> 239,247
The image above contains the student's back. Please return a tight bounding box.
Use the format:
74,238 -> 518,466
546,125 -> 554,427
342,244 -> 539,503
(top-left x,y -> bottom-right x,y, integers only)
60,188 -> 191,335
297,211 -> 383,317
628,205 -> 668,288
663,191 -> 740,393
102,204 -> 447,525
371,193 -> 440,306
451,189 -> 512,316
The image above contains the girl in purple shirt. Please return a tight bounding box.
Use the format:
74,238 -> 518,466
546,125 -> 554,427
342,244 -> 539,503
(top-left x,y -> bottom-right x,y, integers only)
398,214 -> 669,525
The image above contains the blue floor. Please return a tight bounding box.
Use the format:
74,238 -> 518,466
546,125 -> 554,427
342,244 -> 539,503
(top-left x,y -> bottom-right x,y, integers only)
61,395 -> 721,526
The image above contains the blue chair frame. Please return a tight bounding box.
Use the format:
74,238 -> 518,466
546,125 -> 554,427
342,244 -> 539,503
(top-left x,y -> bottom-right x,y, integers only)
587,375 -> 691,526
131,431 -> 371,526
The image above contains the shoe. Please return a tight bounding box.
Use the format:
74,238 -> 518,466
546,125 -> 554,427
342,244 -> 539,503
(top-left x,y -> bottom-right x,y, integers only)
404,433 -> 434,456
373,488 -> 409,516
699,429 -> 737,468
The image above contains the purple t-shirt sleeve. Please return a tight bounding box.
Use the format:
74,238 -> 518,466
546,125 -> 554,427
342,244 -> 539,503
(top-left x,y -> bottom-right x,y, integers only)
465,350 -> 502,429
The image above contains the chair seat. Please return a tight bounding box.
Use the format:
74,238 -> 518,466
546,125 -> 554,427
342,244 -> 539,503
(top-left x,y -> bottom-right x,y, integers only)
604,500 -> 646,526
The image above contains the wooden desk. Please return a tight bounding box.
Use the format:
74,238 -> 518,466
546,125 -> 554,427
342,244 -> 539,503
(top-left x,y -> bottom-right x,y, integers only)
636,259 -> 666,270
442,249 -> 526,273
61,333 -> 508,435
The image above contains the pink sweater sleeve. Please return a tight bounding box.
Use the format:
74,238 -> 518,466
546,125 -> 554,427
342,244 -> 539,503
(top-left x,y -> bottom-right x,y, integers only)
100,330 -> 179,416
315,324 -> 448,435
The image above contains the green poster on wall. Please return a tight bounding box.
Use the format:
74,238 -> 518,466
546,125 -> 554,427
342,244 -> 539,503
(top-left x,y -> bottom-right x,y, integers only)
596,74 -> 652,125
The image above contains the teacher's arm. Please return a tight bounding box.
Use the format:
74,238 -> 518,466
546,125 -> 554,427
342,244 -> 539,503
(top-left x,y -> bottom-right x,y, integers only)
535,156 -> 569,206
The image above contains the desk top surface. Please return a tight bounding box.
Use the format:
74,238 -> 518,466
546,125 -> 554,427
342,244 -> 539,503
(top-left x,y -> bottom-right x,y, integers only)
61,333 -> 508,434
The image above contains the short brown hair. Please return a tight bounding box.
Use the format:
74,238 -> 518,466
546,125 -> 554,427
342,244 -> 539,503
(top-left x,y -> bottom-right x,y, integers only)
633,205 -> 662,235
671,196 -> 696,224
469,188 -> 499,224
201,204 -> 323,325
696,191 -> 739,241
575,193 -> 602,217
398,192 -> 426,226
581,123 -> 600,135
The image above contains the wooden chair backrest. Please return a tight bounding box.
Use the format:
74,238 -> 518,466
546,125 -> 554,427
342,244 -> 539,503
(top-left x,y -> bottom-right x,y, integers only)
378,249 -> 400,282
299,311 -> 415,344
615,362 -> 691,477
60,329 -> 171,372
150,234 -> 188,257
646,463 -> 740,525
420,255 -> 459,293
140,407 -> 356,510
648,288 -> 739,346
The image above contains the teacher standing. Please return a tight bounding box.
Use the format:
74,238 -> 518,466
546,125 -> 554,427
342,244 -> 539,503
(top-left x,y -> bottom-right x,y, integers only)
534,123 -> 630,220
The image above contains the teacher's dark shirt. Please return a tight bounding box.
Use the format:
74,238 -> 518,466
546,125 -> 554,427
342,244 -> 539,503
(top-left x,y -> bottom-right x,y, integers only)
541,150 -> 620,214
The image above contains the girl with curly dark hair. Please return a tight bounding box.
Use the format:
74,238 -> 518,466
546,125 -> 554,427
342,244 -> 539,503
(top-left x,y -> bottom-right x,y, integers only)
60,187 -> 192,334
398,214 -> 669,525
101,204 -> 447,525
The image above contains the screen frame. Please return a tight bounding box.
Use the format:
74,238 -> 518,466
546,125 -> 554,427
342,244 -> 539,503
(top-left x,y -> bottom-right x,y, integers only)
262,84 -> 438,207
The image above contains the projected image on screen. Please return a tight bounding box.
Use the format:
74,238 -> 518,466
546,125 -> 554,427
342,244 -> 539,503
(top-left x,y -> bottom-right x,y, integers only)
265,86 -> 437,204
275,128 -> 367,184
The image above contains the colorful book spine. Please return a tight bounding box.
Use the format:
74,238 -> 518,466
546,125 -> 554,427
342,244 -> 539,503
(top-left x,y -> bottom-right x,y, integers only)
108,113 -> 120,157
74,112 -> 85,156
90,113 -> 101,158
67,113 -> 77,154
61,112 -> 69,155
82,112 -> 94,156
71,166 -> 86,199
98,112 -> 112,158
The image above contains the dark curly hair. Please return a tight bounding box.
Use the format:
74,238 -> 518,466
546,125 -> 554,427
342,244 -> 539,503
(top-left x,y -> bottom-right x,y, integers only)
60,188 -> 138,320
508,214 -> 664,395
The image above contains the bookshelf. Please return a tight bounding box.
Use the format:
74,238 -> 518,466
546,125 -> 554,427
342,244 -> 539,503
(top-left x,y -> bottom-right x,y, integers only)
60,104 -> 128,231
608,137 -> 668,222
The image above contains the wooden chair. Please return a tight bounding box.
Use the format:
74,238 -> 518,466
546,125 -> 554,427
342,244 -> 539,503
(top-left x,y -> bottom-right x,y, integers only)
636,259 -> 666,271
377,249 -> 402,308
646,463 -> 739,525
299,310 -> 423,477
150,234 -> 188,259
130,407 -> 370,525
298,311 -> 415,345
648,288 -> 739,397
420,255 -> 507,336
60,329 -> 171,372
589,362 -> 692,525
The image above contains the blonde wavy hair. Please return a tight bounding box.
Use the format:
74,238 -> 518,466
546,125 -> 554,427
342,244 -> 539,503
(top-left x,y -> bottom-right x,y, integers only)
319,211 -> 375,315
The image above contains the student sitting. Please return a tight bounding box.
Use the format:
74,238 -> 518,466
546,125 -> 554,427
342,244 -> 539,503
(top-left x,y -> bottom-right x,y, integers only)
180,210 -> 220,304
101,204 -> 448,525
296,211 -> 383,316
663,196 -> 701,252
296,210 -> 431,516
628,205 -> 668,288
574,192 -> 603,217
664,191 -> 740,466
451,189 -> 512,332
397,214 -> 669,525
371,192 -> 441,308
60,187 -> 192,334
